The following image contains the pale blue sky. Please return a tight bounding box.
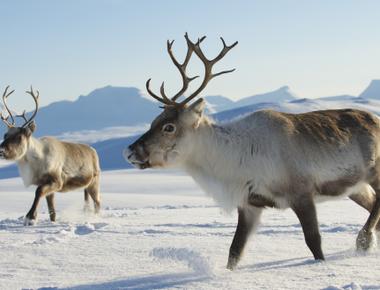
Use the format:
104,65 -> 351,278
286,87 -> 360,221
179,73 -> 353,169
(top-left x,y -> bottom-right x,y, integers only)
0,0 -> 379,110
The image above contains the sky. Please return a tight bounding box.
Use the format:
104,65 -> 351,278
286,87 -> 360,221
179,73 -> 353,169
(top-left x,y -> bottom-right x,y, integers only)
0,0 -> 379,110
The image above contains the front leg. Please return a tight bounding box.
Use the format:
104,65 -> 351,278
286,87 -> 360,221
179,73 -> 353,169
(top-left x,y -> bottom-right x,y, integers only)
25,176 -> 62,226
291,196 -> 324,260
227,206 -> 262,270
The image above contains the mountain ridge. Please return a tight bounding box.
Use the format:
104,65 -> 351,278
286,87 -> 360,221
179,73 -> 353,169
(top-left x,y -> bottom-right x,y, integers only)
1,80 -> 380,138
359,80 -> 380,99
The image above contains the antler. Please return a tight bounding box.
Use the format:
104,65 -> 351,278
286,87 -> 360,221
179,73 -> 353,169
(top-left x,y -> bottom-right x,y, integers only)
0,86 -> 16,128
0,86 -> 40,129
22,86 -> 39,128
179,35 -> 238,106
16,110 -> 28,124
146,33 -> 237,107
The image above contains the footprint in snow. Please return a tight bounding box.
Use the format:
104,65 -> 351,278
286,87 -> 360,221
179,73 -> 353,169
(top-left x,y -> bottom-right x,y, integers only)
74,222 -> 108,235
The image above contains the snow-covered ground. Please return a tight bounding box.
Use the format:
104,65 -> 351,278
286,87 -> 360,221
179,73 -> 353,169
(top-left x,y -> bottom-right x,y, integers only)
0,170 -> 379,290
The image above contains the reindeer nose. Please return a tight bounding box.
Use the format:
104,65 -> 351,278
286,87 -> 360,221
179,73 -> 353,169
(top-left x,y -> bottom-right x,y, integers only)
123,147 -> 133,161
128,140 -> 144,153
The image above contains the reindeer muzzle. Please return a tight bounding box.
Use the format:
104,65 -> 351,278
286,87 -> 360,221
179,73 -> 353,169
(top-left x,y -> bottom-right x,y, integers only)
124,144 -> 150,169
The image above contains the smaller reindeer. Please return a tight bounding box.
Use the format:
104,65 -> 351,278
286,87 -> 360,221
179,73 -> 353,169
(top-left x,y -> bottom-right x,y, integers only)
0,86 -> 100,225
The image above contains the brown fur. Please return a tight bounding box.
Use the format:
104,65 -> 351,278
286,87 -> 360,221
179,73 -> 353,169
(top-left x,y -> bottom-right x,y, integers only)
282,109 -> 379,144
248,193 -> 276,208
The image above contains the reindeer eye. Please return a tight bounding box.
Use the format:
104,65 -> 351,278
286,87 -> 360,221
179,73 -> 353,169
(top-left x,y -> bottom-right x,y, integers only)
162,123 -> 176,133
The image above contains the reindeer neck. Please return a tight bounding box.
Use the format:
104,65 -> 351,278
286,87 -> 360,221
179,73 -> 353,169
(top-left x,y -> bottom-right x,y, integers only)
18,136 -> 43,164
183,118 -> 260,181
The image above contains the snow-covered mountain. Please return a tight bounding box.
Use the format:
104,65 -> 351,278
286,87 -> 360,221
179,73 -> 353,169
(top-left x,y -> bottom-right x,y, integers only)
33,86 -> 161,136
0,86 -> 161,137
0,85 -> 299,137
315,94 -> 356,102
204,95 -> 235,113
233,86 -> 298,108
359,80 -> 380,99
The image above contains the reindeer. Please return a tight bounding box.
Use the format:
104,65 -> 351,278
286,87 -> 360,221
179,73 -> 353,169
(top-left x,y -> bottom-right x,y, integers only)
125,33 -> 380,270
0,86 -> 101,225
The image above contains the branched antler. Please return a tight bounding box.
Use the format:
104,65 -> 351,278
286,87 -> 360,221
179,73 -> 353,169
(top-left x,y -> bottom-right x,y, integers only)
23,86 -> 39,128
146,33 -> 237,107
179,34 -> 238,106
0,86 -> 16,128
16,110 -> 28,124
0,86 -> 40,129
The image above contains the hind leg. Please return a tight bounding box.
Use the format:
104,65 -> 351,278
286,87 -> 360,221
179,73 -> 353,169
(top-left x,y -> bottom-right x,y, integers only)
356,182 -> 380,251
85,176 -> 100,214
83,189 -> 92,213
46,193 -> 56,222
349,186 -> 380,231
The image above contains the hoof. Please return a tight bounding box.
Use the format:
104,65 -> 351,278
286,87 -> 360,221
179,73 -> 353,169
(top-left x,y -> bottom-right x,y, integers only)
24,217 -> 37,226
83,203 -> 92,213
226,256 -> 239,271
49,214 -> 56,222
356,229 -> 377,251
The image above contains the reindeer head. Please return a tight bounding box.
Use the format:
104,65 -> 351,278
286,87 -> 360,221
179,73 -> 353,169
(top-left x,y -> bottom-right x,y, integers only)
125,33 -> 237,169
0,86 -> 39,160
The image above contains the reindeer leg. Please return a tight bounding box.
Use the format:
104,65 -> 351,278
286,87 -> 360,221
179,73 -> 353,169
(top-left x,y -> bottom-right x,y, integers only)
356,185 -> 380,251
25,176 -> 61,226
291,196 -> 324,260
25,186 -> 44,226
227,206 -> 262,270
46,193 -> 56,222
86,176 -> 101,214
83,189 -> 91,213
350,190 -> 380,231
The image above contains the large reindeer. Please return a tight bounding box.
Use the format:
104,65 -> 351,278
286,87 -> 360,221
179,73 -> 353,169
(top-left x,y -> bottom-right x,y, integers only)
125,33 -> 380,270
0,87 -> 101,225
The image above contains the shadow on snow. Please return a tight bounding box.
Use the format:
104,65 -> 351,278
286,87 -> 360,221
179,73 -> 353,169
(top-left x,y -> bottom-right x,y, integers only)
38,272 -> 209,290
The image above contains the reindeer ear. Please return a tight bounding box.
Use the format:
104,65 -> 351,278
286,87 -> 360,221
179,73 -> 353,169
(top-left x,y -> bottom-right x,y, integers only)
25,121 -> 36,136
183,98 -> 206,128
187,98 -> 206,116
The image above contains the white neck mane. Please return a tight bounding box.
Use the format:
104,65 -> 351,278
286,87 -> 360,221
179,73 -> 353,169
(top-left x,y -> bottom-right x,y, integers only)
181,116 -> 273,211
17,137 -> 44,187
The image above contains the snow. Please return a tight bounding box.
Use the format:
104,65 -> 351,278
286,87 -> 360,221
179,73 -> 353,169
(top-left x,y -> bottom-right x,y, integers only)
359,80 -> 380,100
56,125 -> 149,144
0,169 -> 379,289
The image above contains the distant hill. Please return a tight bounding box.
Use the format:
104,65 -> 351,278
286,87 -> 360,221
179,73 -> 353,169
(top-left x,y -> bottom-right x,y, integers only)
315,95 -> 356,102
33,86 -> 161,136
204,95 -> 235,113
359,80 -> 380,99
0,84 -> 301,137
233,86 -> 297,108
0,86 -> 161,137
